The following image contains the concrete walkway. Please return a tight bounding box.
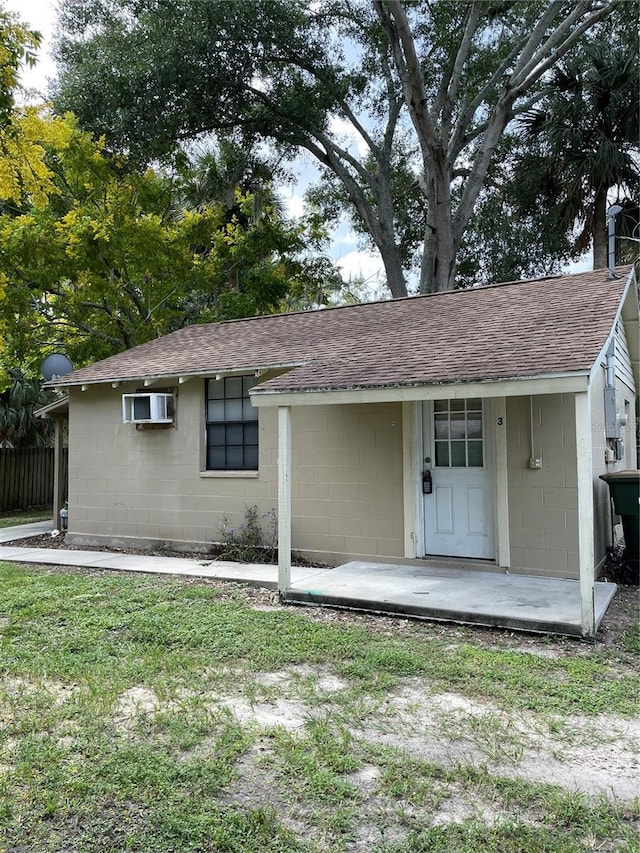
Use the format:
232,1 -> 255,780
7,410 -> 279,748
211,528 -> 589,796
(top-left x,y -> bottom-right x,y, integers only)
0,522 -> 324,589
0,523 -> 616,636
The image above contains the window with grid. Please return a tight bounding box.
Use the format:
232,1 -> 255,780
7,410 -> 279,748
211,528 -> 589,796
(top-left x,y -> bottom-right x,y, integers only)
434,399 -> 484,468
205,376 -> 258,470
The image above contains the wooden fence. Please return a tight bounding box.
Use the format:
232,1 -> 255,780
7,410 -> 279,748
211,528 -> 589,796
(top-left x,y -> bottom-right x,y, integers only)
0,447 -> 68,512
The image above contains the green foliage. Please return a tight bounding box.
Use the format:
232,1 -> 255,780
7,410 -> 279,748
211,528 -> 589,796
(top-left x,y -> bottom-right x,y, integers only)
0,368 -> 53,447
218,505 -> 277,564
0,115 -> 341,371
0,6 -> 40,126
511,34 -> 639,266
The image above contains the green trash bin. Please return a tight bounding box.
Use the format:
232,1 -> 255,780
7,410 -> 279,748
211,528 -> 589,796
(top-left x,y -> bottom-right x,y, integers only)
599,471 -> 640,560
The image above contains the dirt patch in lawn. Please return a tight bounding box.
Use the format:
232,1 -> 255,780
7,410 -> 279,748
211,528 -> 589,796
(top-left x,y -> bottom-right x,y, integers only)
2,555 -> 639,851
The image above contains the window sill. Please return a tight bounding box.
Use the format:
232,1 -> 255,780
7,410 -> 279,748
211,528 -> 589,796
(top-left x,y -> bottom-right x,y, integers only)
199,470 -> 259,479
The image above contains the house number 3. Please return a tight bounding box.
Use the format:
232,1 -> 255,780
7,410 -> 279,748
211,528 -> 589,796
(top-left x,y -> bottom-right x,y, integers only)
497,417 -> 504,425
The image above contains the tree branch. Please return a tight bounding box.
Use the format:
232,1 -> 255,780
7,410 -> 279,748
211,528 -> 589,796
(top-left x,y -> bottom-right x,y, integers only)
511,2 -> 619,96
444,2 -> 482,120
448,40 -> 525,160
373,0 -> 439,152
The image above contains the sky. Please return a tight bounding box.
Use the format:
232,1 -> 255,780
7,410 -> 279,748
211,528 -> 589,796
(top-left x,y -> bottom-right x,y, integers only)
6,0 -> 386,289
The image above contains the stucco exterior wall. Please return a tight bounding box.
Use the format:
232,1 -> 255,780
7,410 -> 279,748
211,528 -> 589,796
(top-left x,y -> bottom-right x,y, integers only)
506,394 -> 579,578
66,381 -> 404,562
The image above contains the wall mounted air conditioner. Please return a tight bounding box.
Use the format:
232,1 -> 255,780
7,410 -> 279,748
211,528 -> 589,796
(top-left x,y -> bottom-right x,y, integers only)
122,392 -> 174,424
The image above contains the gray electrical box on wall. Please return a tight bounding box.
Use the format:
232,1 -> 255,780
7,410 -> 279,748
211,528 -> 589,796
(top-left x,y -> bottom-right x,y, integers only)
604,387 -> 620,439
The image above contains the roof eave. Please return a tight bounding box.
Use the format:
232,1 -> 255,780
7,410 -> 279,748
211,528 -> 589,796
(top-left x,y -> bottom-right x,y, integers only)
250,371 -> 591,407
34,395 -> 69,419
47,361 -> 308,391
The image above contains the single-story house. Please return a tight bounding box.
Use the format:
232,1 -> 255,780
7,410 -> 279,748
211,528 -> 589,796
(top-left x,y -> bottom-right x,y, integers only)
46,266 -> 638,637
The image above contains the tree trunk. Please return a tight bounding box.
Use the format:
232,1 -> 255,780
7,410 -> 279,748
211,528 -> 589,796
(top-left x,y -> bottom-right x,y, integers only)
377,235 -> 408,298
592,185 -> 609,270
421,150 -> 457,293
419,221 -> 434,294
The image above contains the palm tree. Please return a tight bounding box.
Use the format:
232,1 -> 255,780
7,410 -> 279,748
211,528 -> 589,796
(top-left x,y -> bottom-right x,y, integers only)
513,39 -> 639,269
178,137 -> 285,220
0,370 -> 53,448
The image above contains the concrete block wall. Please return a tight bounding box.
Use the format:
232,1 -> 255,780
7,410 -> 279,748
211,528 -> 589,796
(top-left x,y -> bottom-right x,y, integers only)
506,394 -> 579,578
290,403 -> 404,560
67,382 -> 404,562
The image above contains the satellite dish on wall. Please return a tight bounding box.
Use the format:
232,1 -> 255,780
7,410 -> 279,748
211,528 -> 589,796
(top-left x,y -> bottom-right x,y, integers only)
41,353 -> 74,382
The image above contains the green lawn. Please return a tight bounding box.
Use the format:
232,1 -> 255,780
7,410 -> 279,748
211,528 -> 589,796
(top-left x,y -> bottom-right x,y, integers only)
1,562 -> 638,852
0,508 -> 51,528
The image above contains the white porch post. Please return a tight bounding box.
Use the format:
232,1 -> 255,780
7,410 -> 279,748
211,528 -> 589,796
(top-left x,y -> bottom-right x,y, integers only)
402,401 -> 423,558
493,397 -> 510,568
575,390 -> 595,638
277,405 -> 292,596
52,417 -> 65,529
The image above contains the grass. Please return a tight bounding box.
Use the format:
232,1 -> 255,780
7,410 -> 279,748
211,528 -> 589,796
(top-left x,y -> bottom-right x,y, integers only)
1,562 -> 638,852
0,507 -> 51,528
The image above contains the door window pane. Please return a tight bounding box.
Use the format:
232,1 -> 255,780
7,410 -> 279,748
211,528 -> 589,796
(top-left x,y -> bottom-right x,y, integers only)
433,400 -> 484,468
450,412 -> 466,439
450,441 -> 466,466
435,441 -> 449,466
434,414 -> 449,439
468,441 -> 484,467
467,415 -> 483,438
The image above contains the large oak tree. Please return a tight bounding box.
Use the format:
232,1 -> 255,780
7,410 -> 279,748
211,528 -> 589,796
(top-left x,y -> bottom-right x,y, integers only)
52,0 -> 620,295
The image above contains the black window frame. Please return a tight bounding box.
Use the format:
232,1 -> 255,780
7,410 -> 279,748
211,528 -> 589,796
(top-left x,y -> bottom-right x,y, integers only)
205,375 -> 259,471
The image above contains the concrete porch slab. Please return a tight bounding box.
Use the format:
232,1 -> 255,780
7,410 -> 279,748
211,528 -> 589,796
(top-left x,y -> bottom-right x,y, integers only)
287,560 -> 617,637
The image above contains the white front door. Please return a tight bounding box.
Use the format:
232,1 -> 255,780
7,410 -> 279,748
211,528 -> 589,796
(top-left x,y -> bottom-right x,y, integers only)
422,399 -> 495,560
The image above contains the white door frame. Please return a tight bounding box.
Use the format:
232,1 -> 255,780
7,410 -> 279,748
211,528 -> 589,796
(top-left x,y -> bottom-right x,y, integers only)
403,398 -> 507,563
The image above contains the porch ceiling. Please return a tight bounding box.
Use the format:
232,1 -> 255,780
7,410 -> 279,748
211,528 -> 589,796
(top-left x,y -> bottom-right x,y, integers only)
286,561 -> 617,638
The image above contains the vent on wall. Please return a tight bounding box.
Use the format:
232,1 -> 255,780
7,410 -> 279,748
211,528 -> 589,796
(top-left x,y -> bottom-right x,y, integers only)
122,393 -> 174,424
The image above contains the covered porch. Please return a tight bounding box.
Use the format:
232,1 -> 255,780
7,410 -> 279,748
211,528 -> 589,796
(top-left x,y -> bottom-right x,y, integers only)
253,378 -> 604,639
286,560 -> 617,638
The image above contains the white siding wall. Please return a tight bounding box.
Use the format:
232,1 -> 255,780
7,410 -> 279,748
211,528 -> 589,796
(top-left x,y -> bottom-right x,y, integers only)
615,320 -> 636,393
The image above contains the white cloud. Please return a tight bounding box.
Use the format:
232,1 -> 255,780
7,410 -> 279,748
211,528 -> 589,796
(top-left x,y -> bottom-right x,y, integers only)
562,253 -> 592,274
336,249 -> 385,284
328,115 -> 370,159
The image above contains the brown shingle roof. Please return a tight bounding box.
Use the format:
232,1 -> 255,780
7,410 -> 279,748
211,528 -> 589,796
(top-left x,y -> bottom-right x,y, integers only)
53,267 -> 634,394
